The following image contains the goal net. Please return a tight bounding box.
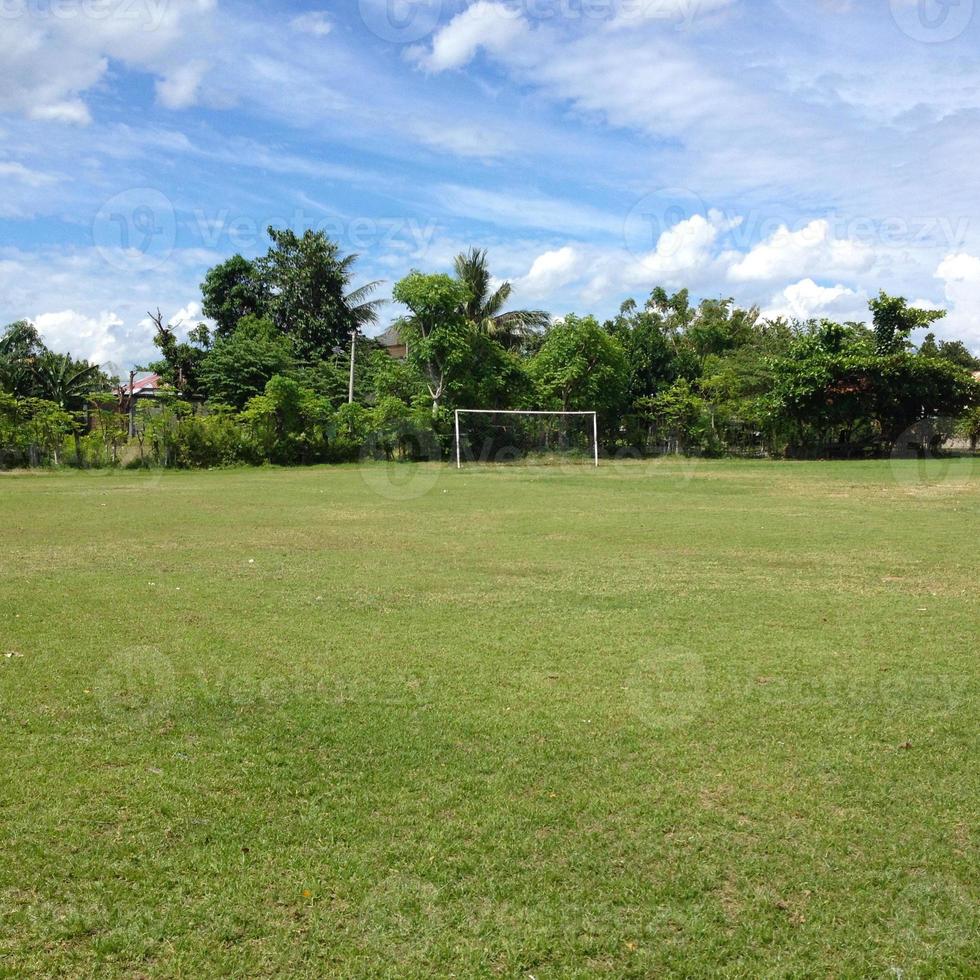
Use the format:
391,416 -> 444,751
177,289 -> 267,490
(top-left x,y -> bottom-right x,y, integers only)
454,410 -> 599,468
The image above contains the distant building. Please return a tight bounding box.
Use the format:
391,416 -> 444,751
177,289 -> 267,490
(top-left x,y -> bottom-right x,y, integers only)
375,325 -> 407,360
122,372 -> 164,398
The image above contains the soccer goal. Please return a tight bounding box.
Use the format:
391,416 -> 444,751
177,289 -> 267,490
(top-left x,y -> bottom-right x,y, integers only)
454,409 -> 599,468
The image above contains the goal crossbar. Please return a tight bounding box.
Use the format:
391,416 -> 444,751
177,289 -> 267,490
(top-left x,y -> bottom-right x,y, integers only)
454,409 -> 599,468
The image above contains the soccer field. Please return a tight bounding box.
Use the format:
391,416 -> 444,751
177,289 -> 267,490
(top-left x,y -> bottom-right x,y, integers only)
1,460 -> 977,976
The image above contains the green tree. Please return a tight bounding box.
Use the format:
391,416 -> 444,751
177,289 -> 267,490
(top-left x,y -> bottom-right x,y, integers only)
32,353 -> 103,410
686,298 -> 759,364
919,332 -> 980,371
0,320 -> 46,397
530,314 -> 627,415
258,228 -> 384,361
32,352 -> 105,465
198,315 -> 295,410
768,314 -> 980,453
201,254 -> 269,337
639,379 -> 713,454
240,375 -> 332,465
957,405 -> 980,450
148,309 -> 209,398
606,298 -> 679,403
18,398 -> 74,466
393,272 -> 472,416
870,292 -> 944,355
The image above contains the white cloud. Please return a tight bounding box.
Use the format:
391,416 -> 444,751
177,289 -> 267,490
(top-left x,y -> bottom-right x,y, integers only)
409,120 -> 513,159
0,245 -> 214,369
0,162 -> 56,187
411,2 -> 529,72
156,62 -> 209,110
0,1 -> 218,124
935,253 -> 980,350
935,252 -> 980,284
32,303 -> 204,374
290,11 -> 332,37
33,310 -> 127,370
631,210 -> 737,281
614,0 -> 736,26
761,278 -> 862,322
728,220 -> 875,283
169,301 -> 204,327
516,246 -> 582,296
29,100 -> 94,126
437,184 -> 622,236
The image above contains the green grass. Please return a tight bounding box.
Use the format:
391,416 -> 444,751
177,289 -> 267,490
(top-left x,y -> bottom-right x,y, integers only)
0,459 -> 977,977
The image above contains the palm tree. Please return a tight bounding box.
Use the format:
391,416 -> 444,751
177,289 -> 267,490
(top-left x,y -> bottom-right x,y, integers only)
0,320 -> 45,397
453,248 -> 550,348
341,253 -> 386,331
33,353 -> 103,465
33,353 -> 102,410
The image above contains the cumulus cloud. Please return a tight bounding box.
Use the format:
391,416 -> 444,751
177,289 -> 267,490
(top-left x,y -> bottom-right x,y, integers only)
516,246 -> 582,297
935,253 -> 980,349
728,220 -> 875,283
0,245 -> 212,369
761,278 -> 863,322
631,210 -> 738,281
0,1 -> 218,123
33,310 -> 127,370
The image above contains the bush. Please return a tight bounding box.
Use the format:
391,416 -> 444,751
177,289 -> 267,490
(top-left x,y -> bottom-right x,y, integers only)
329,402 -> 370,462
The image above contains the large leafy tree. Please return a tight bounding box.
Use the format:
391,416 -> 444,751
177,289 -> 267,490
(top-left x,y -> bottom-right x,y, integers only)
768,312 -> 980,452
32,351 -> 106,465
918,332 -> 980,371
201,255 -> 270,338
454,248 -> 549,349
606,298 -> 680,403
530,314 -> 628,415
258,228 -> 384,361
198,315 -> 296,410
393,272 -> 472,416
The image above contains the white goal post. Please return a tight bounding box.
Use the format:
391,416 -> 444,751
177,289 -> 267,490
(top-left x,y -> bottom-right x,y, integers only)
454,409 -> 599,469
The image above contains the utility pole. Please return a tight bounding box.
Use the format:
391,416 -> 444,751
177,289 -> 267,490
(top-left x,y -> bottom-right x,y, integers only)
128,370 -> 136,438
348,329 -> 357,404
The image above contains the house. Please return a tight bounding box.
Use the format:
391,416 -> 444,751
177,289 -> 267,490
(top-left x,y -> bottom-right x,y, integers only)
375,325 -> 407,360
122,372 -> 164,398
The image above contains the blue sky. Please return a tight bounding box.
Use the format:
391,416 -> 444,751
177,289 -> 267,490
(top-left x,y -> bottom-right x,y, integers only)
2,0 -> 980,372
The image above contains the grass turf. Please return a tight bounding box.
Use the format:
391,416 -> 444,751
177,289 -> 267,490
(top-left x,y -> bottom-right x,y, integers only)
0,459 -> 977,977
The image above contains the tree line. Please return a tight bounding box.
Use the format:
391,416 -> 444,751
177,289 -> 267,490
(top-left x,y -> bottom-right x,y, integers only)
2,225 -> 980,469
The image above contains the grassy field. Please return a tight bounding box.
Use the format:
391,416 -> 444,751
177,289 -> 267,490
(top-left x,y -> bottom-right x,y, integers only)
0,459 -> 977,977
